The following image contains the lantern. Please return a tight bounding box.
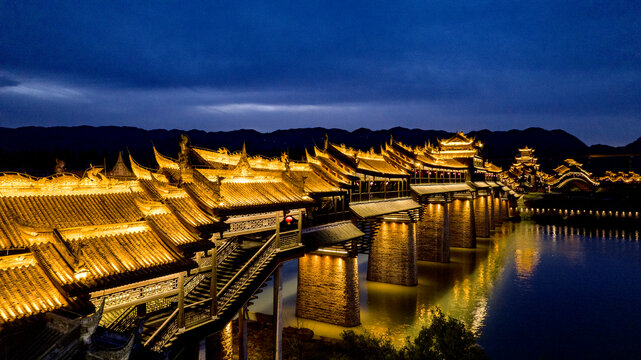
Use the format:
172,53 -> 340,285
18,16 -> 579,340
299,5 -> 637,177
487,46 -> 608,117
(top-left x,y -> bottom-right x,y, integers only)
285,215 -> 293,224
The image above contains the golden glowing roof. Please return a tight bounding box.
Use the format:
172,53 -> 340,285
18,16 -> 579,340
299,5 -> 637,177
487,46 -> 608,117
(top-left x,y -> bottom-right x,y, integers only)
286,165 -> 344,195
484,162 -> 503,173
313,146 -> 357,179
31,221 -> 186,291
0,253 -> 69,324
192,147 -> 241,168
438,131 -> 475,146
130,154 -> 217,228
191,146 -> 342,196
305,149 -> 352,186
553,165 -> 570,175
0,176 -> 148,250
599,171 -> 641,183
154,147 -> 180,171
328,143 -> 408,176
165,196 -> 217,227
107,152 -> 135,179
196,168 -> 313,210
415,152 -> 468,169
564,159 -> 583,167
193,147 -> 292,171
0,171 -> 144,197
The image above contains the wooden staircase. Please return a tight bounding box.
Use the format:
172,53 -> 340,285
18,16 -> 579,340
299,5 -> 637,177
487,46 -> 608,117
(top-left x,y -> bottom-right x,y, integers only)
140,238 -> 277,350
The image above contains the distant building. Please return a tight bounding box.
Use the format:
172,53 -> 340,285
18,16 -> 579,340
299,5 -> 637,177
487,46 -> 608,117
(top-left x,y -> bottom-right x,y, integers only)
503,146 -> 546,192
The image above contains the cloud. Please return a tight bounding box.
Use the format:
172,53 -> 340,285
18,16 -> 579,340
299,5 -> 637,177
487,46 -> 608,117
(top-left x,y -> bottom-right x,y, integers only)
196,103 -> 356,114
0,75 -> 19,88
0,1 -> 639,145
1,81 -> 86,101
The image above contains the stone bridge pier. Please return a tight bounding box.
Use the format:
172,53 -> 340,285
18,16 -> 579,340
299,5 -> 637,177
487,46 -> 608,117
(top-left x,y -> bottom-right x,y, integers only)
296,253 -> 360,327
417,199 -> 450,263
491,192 -> 510,228
367,220 -> 418,286
449,196 -> 476,248
474,194 -> 491,238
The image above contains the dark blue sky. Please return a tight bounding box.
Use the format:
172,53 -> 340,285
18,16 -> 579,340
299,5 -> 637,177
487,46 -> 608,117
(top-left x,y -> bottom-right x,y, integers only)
1,1 -> 639,145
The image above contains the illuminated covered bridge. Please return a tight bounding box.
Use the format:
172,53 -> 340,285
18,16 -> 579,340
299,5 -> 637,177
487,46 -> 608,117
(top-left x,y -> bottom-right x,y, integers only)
0,132 -> 513,359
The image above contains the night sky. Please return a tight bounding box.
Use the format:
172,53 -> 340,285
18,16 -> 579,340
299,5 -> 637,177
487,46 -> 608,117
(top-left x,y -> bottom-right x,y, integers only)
1,1 -> 639,145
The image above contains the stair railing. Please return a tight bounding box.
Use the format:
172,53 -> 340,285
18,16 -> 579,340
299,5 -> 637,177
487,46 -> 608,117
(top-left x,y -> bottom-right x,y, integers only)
278,229 -> 299,250
145,233 -> 279,352
107,305 -> 138,334
215,232 -> 278,314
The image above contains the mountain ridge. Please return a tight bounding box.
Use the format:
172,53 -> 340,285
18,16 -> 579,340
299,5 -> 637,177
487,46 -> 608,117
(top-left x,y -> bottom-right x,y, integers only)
0,126 -> 638,176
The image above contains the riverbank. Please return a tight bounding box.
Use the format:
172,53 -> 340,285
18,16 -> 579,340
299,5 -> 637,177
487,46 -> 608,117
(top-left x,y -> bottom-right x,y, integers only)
228,314 -> 341,360
520,190 -> 641,229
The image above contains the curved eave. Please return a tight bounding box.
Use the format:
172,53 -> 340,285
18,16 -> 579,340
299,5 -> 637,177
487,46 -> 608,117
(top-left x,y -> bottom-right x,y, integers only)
315,156 -> 359,181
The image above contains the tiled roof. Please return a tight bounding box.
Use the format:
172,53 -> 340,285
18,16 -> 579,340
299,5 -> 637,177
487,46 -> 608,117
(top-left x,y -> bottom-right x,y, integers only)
0,253 -> 69,324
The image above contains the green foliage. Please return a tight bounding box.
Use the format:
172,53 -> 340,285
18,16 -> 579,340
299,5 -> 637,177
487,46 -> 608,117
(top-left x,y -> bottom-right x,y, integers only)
328,307 -> 488,360
403,307 -> 488,360
331,330 -> 402,360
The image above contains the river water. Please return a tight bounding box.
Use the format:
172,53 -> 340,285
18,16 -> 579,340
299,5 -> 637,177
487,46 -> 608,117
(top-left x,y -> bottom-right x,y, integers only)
253,221 -> 641,359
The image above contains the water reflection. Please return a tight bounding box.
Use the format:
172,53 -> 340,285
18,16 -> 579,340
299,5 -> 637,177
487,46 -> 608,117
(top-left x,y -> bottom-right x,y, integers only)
252,220 -> 641,357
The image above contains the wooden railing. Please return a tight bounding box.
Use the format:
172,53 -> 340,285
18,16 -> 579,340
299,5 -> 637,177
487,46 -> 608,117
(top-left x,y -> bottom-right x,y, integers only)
214,232 -> 278,315
144,233 -> 280,352
216,239 -> 239,267
279,229 -> 300,250
213,212 -> 278,239
350,189 -> 411,203
107,306 -> 138,334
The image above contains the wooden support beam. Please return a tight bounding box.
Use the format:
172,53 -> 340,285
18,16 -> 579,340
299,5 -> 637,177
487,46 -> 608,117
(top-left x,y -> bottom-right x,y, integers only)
238,305 -> 248,360
178,271 -> 185,329
210,247 -> 217,317
273,264 -> 283,360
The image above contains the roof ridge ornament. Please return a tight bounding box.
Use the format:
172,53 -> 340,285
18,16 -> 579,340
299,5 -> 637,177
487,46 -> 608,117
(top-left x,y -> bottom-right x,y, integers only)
178,134 -> 192,185
281,152 -> 290,173
55,158 -> 65,174
235,141 -> 252,175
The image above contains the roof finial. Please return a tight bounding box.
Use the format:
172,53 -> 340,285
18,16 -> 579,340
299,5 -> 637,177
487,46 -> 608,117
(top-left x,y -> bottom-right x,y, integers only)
241,141 -> 248,160
323,133 -> 329,150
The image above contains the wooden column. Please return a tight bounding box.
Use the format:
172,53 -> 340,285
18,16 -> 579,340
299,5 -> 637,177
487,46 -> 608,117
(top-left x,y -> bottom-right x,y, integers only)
275,211 -> 281,248
238,305 -> 248,360
489,192 -> 495,229
273,264 -> 283,360
195,251 -> 202,272
297,209 -> 303,244
178,271 -> 185,329
384,179 -> 387,199
469,195 -> 476,248
441,198 -> 450,262
210,247 -> 217,317
484,195 -> 491,234
136,303 -> 146,318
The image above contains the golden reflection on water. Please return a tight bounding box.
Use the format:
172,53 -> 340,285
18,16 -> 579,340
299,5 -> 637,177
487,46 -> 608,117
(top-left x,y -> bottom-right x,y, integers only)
254,221 -> 639,347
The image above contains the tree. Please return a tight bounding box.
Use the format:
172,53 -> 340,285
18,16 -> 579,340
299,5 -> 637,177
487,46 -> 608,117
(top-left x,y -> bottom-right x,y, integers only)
404,307 -> 488,360
329,307 -> 488,360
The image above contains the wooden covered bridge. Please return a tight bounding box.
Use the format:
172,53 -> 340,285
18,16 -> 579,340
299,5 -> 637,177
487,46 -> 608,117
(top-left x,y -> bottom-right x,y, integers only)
0,131 -> 514,359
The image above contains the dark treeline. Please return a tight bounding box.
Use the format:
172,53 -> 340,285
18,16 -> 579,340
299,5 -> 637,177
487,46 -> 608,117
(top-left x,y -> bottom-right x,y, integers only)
0,126 -> 639,176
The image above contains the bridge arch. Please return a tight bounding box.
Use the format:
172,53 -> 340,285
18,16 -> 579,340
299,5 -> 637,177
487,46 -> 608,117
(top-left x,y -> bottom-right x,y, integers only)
553,174 -> 598,192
